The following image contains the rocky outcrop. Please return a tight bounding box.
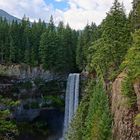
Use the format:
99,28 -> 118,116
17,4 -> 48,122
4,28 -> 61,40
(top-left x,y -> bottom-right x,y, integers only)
134,80 -> 140,111
0,64 -> 66,122
111,73 -> 140,140
0,64 -> 67,81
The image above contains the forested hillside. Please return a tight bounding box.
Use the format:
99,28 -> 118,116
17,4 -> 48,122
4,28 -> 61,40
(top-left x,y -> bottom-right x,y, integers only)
0,16 -> 78,72
67,0 -> 140,140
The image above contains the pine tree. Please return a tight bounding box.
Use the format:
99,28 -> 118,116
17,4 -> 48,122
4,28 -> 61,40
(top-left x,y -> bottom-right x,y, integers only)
63,24 -> 77,72
48,15 -> 55,32
76,35 -> 85,71
56,21 -> 67,71
130,0 -> 140,30
0,18 -> 9,63
9,36 -> 16,63
39,32 -> 47,68
24,38 -> 31,64
30,19 -> 46,66
76,23 -> 98,71
20,16 -> 31,63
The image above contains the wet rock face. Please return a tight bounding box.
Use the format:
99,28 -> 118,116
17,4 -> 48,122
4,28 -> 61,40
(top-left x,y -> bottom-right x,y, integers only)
111,73 -> 140,140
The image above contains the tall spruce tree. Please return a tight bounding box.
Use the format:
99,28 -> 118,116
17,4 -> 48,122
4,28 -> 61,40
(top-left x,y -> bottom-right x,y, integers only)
24,38 -> 31,64
30,19 -> 46,66
88,0 -> 131,80
130,0 -> 140,30
39,17 -> 60,71
76,23 -> 99,71
9,36 -> 16,63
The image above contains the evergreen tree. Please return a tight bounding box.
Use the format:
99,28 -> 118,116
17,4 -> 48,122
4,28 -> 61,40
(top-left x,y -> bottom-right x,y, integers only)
130,0 -> 140,30
76,23 -> 99,71
0,14 -> 78,72
56,21 -> 67,71
88,0 -> 131,80
24,38 -> 31,64
20,16 -> 31,62
121,29 -> 140,105
9,36 -> 16,63
31,19 -> 46,66
76,35 -> 85,71
63,24 -> 77,72
48,15 -> 55,32
39,32 -> 47,68
0,18 -> 9,63
9,20 -> 21,63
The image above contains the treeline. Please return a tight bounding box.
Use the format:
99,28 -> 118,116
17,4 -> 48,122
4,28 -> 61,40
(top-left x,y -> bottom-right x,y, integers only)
76,0 -> 140,82
67,0 -> 140,140
0,16 -> 79,72
0,11 -> 102,73
77,0 -> 132,78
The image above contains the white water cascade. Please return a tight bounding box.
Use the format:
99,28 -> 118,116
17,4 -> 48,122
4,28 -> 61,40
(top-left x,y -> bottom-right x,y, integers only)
62,73 -> 80,139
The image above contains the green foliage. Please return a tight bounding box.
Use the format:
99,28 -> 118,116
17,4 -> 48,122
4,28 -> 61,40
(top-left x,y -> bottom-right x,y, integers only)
67,81 -> 112,140
17,121 -> 48,136
0,119 -> 18,137
134,113 -> 140,126
83,82 -> 112,140
0,95 -> 20,107
76,23 -> 99,71
87,0 -> 131,81
0,16 -> 78,73
130,0 -> 140,30
121,29 -> 140,106
43,95 -> 64,107
39,29 -> 60,71
9,36 -> 16,63
0,97 -> 18,138
39,19 -> 78,72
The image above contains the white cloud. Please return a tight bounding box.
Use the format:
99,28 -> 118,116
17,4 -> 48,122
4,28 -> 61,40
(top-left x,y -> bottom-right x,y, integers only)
0,0 -> 133,30
0,0 -> 55,22
62,0 -> 133,29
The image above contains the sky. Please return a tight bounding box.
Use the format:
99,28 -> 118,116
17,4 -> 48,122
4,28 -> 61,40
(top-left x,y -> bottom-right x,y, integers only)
0,0 -> 133,30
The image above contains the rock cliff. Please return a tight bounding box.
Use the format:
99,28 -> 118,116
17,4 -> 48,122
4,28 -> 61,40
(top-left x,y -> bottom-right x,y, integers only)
0,64 -> 66,81
111,73 -> 140,140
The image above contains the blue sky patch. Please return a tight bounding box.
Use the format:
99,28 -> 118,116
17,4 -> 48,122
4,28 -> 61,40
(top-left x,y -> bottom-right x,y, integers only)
44,0 -> 69,11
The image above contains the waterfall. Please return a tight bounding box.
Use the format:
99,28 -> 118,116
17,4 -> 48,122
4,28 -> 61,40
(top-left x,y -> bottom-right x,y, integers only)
62,73 -> 80,139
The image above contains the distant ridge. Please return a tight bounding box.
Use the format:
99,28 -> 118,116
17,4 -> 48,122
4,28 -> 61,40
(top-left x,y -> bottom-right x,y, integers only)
0,9 -> 21,22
